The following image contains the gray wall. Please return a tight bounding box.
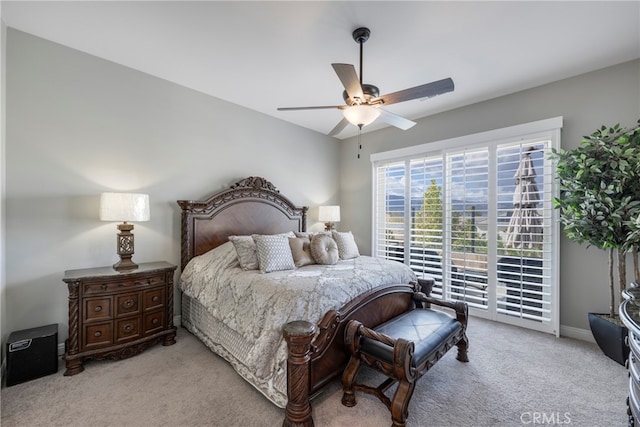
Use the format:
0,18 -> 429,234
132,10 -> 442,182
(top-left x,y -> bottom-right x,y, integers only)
4,29 -> 340,344
1,13 -> 7,363
339,59 -> 640,334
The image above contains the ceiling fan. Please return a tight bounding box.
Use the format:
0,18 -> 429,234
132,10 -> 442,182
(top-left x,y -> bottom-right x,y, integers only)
277,27 -> 455,137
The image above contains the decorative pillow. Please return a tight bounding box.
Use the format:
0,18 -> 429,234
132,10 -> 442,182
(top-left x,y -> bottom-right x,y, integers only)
310,234 -> 339,265
288,237 -> 315,268
332,231 -> 360,260
294,231 -> 331,239
228,235 -> 259,270
254,234 -> 296,273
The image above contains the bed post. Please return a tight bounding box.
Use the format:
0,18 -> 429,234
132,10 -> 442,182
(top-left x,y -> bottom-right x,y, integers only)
283,321 -> 316,427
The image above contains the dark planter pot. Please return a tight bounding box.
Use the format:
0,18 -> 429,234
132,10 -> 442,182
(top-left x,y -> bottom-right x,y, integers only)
588,312 -> 629,366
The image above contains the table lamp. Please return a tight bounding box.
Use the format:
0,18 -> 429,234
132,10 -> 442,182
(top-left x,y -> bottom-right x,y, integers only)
318,205 -> 340,231
100,192 -> 150,271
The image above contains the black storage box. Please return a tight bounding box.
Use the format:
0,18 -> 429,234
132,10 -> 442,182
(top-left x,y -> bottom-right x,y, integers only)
6,323 -> 59,386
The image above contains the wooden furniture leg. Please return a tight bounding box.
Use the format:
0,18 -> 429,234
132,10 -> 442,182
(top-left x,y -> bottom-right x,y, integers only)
341,320 -> 363,407
283,321 -> 316,427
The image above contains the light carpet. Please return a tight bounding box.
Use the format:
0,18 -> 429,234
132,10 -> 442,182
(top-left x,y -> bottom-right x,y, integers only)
0,317 -> 628,427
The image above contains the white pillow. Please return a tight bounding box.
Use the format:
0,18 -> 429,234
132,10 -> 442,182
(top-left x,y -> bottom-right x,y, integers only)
332,231 -> 360,260
228,235 -> 259,270
254,234 -> 296,273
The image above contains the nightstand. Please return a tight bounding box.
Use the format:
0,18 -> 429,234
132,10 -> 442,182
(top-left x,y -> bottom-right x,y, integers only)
62,261 -> 177,375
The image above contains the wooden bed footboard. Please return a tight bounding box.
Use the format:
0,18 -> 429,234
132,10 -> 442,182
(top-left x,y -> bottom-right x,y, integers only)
282,278 -> 433,427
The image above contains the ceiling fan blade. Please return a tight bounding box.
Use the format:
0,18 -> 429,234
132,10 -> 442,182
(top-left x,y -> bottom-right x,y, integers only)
277,105 -> 343,111
377,108 -> 416,130
328,117 -> 350,137
331,63 -> 365,103
376,78 -> 454,106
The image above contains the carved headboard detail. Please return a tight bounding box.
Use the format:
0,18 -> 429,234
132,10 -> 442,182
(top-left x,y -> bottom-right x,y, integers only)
177,176 -> 308,270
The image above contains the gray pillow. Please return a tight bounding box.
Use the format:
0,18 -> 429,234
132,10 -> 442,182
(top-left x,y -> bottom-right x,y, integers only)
310,234 -> 339,265
228,235 -> 259,270
332,231 -> 360,260
254,234 -> 296,273
289,237 -> 315,267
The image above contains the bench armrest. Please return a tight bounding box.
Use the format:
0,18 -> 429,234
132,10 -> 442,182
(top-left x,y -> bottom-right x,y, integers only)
413,292 -> 469,329
345,319 -> 397,349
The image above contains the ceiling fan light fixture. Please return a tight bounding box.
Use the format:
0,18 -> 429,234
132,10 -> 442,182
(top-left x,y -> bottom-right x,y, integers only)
342,105 -> 380,127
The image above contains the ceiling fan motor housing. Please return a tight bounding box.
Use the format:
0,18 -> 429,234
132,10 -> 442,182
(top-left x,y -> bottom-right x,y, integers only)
343,84 -> 380,105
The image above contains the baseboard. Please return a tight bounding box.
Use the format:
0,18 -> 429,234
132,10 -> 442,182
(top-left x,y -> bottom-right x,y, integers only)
560,324 -> 595,343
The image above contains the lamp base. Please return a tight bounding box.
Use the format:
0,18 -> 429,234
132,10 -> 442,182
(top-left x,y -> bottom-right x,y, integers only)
324,222 -> 335,231
113,222 -> 138,272
113,257 -> 138,272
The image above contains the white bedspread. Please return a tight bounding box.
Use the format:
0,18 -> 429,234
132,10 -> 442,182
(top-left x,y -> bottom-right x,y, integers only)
179,241 -> 416,407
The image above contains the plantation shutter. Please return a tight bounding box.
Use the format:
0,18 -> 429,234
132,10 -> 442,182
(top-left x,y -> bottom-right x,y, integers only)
372,117 -> 561,335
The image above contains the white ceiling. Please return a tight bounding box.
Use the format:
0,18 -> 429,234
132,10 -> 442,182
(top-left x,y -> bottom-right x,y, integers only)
3,1 -> 639,139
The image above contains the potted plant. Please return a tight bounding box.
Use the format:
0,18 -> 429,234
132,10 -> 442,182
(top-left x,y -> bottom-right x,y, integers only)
551,120 -> 640,365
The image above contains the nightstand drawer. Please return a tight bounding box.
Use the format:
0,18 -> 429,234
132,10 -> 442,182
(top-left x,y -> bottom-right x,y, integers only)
83,274 -> 165,295
115,317 -> 141,343
84,298 -> 112,322
84,323 -> 113,349
115,292 -> 141,317
144,310 -> 165,335
143,288 -> 165,311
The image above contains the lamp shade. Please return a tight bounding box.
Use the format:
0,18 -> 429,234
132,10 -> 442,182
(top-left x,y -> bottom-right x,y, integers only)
318,205 -> 340,222
342,105 -> 381,127
100,193 -> 150,222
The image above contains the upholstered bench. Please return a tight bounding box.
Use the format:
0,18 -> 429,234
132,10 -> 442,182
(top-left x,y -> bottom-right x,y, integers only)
341,291 -> 469,427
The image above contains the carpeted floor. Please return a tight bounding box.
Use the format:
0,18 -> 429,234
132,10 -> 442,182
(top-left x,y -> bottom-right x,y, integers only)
0,316 -> 628,427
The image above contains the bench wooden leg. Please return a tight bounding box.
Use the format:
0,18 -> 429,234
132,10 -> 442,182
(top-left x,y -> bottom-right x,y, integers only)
341,354 -> 361,407
342,319 -> 364,407
456,333 -> 470,363
390,379 -> 416,427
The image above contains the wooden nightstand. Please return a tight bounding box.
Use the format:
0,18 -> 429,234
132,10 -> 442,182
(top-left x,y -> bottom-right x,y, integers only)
62,261 -> 177,376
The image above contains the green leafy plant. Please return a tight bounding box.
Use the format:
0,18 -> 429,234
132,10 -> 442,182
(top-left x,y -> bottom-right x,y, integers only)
550,120 -> 640,317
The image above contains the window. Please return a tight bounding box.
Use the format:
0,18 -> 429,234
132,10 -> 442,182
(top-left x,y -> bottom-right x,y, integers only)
372,118 -> 561,335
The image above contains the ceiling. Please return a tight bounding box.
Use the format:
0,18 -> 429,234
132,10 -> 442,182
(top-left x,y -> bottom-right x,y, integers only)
3,1 -> 639,139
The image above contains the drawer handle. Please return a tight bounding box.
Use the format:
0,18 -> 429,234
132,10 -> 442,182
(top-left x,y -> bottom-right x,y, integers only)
101,284 -> 108,290
123,299 -> 135,308
152,296 -> 160,303
152,318 -> 159,325
123,324 -> 133,333
94,305 -> 102,312
94,331 -> 102,337
135,280 -> 152,286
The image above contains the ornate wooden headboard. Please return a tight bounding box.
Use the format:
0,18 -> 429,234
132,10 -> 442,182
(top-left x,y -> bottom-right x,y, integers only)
177,176 -> 308,270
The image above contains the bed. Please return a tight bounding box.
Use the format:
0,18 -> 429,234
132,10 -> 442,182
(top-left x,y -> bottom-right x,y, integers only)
177,176 -> 430,426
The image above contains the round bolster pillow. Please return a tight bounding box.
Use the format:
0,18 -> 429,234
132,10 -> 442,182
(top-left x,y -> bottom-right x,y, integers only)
310,234 -> 339,265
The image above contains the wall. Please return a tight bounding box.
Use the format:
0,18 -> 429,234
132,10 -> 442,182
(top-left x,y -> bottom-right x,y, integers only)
339,59 -> 640,335
1,10 -> 7,366
4,29 -> 340,345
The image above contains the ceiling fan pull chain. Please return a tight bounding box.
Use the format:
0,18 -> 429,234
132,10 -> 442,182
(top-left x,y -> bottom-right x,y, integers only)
357,124 -> 363,159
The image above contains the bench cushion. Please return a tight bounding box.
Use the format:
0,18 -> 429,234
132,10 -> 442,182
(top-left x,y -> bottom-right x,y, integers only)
360,309 -> 462,369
